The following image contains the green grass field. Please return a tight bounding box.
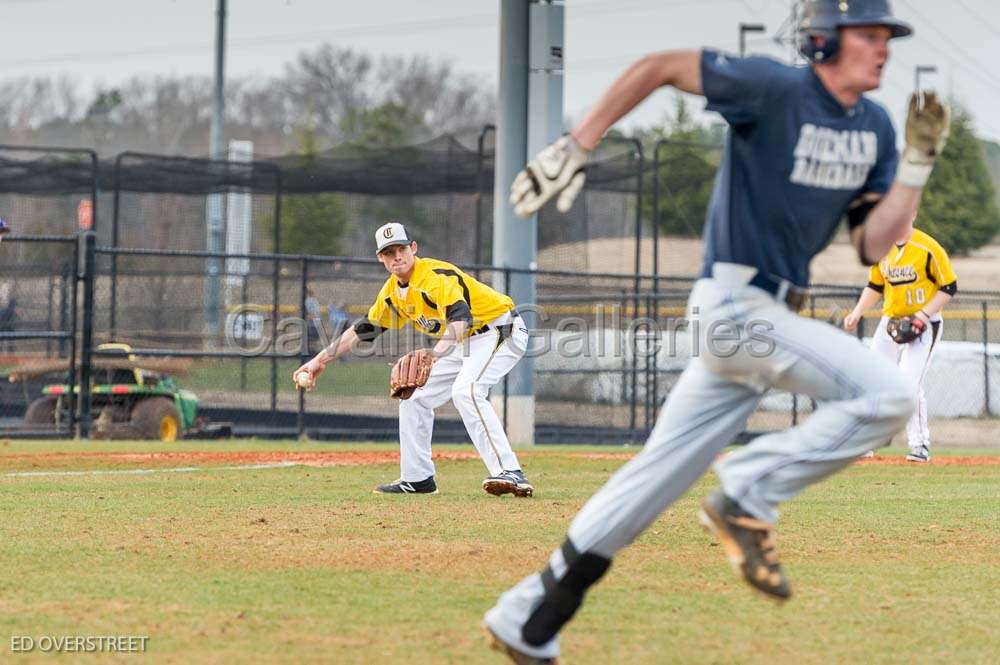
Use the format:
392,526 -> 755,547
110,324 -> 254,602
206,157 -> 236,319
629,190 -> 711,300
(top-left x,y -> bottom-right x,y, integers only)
173,359 -> 390,398
1,441 -> 998,664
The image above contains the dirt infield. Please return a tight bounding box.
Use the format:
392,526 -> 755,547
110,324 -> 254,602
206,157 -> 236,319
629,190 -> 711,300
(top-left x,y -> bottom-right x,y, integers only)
3,449 -> 999,468
1,450 -> 477,467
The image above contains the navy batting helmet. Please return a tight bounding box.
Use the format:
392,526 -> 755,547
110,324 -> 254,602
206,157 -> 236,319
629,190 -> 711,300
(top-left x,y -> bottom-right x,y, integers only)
798,0 -> 913,63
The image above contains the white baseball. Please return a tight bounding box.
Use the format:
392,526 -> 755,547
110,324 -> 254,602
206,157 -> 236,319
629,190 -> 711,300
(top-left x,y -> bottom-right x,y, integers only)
295,371 -> 313,390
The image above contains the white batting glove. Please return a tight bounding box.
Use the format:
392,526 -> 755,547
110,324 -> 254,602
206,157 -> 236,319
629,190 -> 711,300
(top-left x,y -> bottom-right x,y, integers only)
897,91 -> 951,189
510,136 -> 590,218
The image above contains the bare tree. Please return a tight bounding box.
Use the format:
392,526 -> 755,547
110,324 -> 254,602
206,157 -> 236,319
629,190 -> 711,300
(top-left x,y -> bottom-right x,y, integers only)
0,44 -> 496,154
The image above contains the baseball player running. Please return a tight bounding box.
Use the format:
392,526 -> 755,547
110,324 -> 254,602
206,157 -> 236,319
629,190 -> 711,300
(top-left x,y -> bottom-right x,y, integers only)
844,223 -> 956,462
295,222 -> 534,498
484,1 -> 951,662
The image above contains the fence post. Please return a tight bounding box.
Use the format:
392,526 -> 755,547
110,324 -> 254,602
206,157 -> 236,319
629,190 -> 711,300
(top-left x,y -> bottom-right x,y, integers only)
983,301 -> 991,417
502,267 -> 510,435
65,241 -> 79,436
77,230 -> 97,438
110,153 -> 123,338
59,263 -> 71,358
474,124 -> 494,274
619,289 -> 629,422
645,292 -> 655,435
653,141 -> 662,281
631,139 -> 644,443
297,257 -> 308,440
270,173 -> 282,415
650,141 -> 663,436
239,276 -> 249,392
46,274 -> 54,357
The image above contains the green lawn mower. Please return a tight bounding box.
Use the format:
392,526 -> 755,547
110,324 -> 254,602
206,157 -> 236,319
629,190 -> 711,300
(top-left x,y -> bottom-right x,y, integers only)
11,343 -> 227,441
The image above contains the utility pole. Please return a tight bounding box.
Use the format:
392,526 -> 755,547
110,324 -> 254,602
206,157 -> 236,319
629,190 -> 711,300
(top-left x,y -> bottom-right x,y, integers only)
773,1 -> 803,63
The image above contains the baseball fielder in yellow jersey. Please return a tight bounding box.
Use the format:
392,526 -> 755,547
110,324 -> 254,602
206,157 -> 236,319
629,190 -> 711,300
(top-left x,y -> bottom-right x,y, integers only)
295,222 -> 534,497
844,224 -> 956,461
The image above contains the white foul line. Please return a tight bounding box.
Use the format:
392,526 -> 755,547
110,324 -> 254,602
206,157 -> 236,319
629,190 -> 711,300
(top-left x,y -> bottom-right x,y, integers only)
4,461 -> 298,478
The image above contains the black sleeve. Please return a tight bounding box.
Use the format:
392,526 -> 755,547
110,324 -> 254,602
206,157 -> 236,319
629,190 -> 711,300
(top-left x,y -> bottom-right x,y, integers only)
445,300 -> 474,326
847,200 -> 877,231
353,319 -> 387,342
867,281 -> 885,294
940,281 -> 957,296
854,227 -> 878,266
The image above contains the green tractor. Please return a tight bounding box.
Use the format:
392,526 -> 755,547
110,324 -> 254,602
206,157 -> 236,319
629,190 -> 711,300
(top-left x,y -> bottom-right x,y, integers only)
12,343 -> 207,441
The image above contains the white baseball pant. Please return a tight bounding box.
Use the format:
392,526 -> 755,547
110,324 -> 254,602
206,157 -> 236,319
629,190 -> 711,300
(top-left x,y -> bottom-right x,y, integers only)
485,264 -> 915,661
397,312 -> 528,481
870,315 -> 943,451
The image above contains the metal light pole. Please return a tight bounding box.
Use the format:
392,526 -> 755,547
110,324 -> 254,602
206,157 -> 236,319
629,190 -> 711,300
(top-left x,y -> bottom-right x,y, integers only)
914,65 -> 937,92
739,23 -> 766,57
205,0 -> 227,337
210,0 -> 226,160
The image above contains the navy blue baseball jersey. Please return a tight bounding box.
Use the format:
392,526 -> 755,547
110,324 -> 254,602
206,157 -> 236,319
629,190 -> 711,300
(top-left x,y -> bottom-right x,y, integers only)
699,49 -> 899,287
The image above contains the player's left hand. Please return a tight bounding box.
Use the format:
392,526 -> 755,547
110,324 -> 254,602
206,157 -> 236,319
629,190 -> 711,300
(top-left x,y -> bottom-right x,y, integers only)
898,91 -> 951,188
510,136 -> 589,218
389,349 -> 435,400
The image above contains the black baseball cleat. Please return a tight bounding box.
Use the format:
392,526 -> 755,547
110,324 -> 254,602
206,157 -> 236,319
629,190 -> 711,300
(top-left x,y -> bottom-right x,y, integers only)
905,446 -> 930,462
484,624 -> 559,665
374,476 -> 438,494
482,469 -> 534,497
698,489 -> 791,601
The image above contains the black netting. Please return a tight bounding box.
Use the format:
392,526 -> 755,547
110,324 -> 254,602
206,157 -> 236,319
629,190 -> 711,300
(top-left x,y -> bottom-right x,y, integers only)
0,147 -> 96,196
112,153 -> 280,196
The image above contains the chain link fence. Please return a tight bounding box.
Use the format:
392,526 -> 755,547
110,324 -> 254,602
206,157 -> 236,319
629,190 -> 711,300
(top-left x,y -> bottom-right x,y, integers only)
1,133 -> 998,443
0,145 -> 97,437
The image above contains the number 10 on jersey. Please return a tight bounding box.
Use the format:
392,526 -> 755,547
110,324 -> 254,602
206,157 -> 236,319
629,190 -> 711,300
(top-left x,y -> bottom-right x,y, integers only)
905,287 -> 926,306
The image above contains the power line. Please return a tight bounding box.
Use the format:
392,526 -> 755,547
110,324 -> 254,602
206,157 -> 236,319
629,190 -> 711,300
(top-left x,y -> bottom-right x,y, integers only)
0,0 -> 750,69
952,0 -> 1000,38
0,13 -> 496,68
897,0 -> 1000,90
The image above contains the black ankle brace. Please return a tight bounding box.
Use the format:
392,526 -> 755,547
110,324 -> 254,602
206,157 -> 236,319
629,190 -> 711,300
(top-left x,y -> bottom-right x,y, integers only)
522,538 -> 611,646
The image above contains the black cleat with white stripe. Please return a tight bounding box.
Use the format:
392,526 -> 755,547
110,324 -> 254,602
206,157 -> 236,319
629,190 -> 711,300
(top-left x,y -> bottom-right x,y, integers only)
482,469 -> 534,497
374,476 -> 438,494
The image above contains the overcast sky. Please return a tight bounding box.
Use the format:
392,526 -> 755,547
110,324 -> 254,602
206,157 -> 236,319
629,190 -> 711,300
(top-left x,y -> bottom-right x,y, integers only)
6,0 -> 1000,141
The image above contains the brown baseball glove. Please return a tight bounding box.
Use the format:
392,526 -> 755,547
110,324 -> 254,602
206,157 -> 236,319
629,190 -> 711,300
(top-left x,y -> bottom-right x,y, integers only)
390,350 -> 434,399
886,316 -> 926,344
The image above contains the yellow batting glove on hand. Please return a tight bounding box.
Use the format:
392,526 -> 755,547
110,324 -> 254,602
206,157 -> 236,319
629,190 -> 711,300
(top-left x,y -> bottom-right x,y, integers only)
897,91 -> 951,188
510,136 -> 589,218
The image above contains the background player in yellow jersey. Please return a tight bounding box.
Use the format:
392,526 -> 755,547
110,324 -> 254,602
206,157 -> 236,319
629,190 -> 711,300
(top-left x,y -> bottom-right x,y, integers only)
844,222 -> 957,462
295,222 -> 534,497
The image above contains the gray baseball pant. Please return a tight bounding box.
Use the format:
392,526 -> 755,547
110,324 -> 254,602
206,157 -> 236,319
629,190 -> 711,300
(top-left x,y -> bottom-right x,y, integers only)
485,267 -> 915,660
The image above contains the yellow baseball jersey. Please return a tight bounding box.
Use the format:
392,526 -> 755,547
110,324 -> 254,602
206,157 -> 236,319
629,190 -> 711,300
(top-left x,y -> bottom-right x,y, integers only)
366,256 -> 514,338
868,229 -> 957,318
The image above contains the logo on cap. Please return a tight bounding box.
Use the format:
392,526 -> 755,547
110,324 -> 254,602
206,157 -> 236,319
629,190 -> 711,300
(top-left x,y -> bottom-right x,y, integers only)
375,221 -> 413,253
